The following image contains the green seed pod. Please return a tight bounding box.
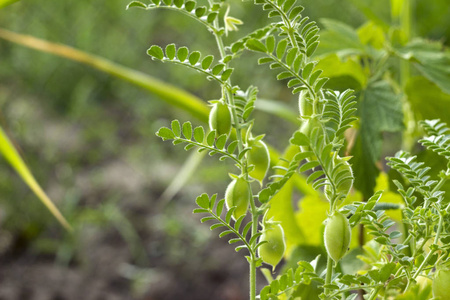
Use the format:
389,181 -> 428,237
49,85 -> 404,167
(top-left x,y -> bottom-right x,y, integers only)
324,211 -> 351,262
258,222 -> 286,270
225,177 -> 250,220
247,139 -> 270,184
209,101 -> 232,136
298,90 -> 313,118
324,156 -> 353,200
433,267 -> 450,300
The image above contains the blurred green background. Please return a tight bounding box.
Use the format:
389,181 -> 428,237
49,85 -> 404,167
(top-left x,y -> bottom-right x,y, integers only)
0,0 -> 449,299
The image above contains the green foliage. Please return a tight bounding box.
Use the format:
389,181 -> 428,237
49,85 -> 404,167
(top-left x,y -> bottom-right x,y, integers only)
127,0 -> 220,33
235,0 -> 329,101
352,81 -> 404,198
147,0 -> 362,296
1,0 -> 449,297
131,0 -> 450,299
316,18 -> 364,57
1,0 -> 450,297
406,77 -> 450,125
246,35 -> 328,96
259,260 -> 324,300
419,120 -> 450,160
313,10 -> 450,202
0,28 -> 211,122
193,193 -> 264,258
322,90 -> 357,147
147,44 -> 234,85
156,120 -> 245,167
234,86 -> 259,123
395,39 -> 450,94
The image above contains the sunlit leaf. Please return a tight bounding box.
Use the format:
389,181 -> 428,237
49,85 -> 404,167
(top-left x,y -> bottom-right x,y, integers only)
396,39 -> 450,94
316,18 -> 364,58
0,127 -> 72,231
0,0 -> 19,9
406,76 -> 450,125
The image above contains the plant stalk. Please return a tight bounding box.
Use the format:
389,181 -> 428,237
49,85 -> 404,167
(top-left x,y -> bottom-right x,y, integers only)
250,258 -> 257,300
368,286 -> 381,300
248,182 -> 258,300
412,210 -> 444,279
329,284 -> 383,298
211,7 -> 256,299
324,255 -> 333,296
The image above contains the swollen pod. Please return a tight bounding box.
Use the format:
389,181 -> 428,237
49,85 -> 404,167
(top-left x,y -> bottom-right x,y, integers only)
258,222 -> 286,270
324,211 -> 351,262
209,101 -> 232,136
225,177 -> 250,220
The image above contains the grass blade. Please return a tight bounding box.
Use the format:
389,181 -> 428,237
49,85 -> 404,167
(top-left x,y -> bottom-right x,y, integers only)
0,0 -> 19,9
0,28 -> 210,122
0,126 -> 72,231
0,29 -> 302,125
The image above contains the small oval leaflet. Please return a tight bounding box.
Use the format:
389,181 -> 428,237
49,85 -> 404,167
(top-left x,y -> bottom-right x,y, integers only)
147,45 -> 164,60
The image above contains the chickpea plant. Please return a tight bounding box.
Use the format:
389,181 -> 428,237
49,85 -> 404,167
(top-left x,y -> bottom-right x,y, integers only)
128,0 -> 450,299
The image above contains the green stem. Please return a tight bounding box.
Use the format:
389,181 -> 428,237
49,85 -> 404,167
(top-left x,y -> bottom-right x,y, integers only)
250,258 -> 256,300
324,255 -> 333,296
329,284 -> 383,298
212,13 -> 244,155
434,212 -> 444,246
249,184 -> 258,299
413,234 -> 428,257
368,286 -> 381,300
398,0 -> 415,150
246,160 -> 259,300
413,249 -> 435,280
279,6 -> 320,114
263,0 -> 294,46
211,7 -> 255,300
402,231 -> 413,245
143,5 -> 218,34
412,210 -> 444,279
432,169 -> 450,194
401,0 -> 411,42
401,210 -> 412,257
399,0 -> 411,86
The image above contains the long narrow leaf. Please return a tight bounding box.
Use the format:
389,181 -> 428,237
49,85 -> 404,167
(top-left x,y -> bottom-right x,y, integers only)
0,126 -> 72,231
0,29 -> 301,125
0,0 -> 19,9
0,28 -> 210,122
